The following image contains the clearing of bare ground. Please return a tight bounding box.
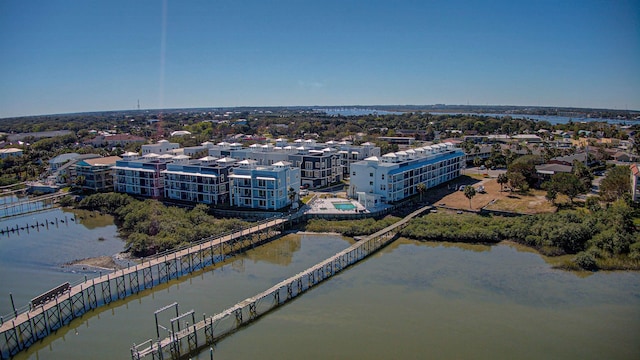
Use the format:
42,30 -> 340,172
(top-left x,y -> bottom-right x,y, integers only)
426,176 -> 557,214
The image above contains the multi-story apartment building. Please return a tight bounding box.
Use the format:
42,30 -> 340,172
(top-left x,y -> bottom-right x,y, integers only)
333,141 -> 380,178
349,143 -> 464,208
75,156 -> 122,192
163,156 -> 234,205
287,148 -> 341,189
141,140 -> 180,155
113,153 -> 170,198
229,160 -> 301,210
207,138 -> 376,189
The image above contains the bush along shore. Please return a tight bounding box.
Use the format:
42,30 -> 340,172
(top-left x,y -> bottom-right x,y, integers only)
304,200 -> 640,271
75,193 -> 250,257
73,193 -> 639,271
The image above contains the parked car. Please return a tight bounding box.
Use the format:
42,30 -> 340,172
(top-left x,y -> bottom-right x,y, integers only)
459,185 -> 466,191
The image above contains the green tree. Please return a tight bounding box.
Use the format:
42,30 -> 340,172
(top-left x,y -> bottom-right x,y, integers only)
572,160 -> 593,191
417,182 -> 427,203
585,196 -> 601,212
74,175 -> 86,187
497,173 -> 509,192
546,173 -> 585,204
506,155 -> 543,189
464,186 -> 476,209
473,156 -> 482,173
288,187 -> 297,205
599,166 -> 631,202
508,172 -> 527,192
545,188 -> 557,204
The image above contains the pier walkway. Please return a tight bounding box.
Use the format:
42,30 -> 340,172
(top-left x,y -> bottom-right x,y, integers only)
131,204 -> 432,360
0,213 -> 302,359
0,192 -> 66,219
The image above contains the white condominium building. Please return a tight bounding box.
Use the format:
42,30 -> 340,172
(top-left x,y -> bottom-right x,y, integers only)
349,142 -> 465,208
229,160 -> 301,210
141,140 -> 180,155
113,153 -> 172,198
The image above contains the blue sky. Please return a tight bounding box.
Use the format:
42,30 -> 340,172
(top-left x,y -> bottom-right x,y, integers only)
1,0 -> 639,118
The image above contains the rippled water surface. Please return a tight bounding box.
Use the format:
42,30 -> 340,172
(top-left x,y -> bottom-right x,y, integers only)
3,219 -> 639,360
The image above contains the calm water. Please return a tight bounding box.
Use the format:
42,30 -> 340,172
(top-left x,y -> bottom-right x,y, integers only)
0,208 -> 123,317
0,195 -> 55,217
5,228 -> 639,360
430,112 -> 633,125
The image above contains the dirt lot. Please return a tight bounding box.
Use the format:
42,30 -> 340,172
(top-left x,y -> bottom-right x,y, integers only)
424,174 -> 556,214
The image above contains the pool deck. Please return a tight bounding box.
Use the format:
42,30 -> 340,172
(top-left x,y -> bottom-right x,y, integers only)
306,196 -> 390,215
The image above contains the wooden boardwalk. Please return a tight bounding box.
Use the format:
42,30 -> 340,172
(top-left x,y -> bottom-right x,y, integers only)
131,205 -> 432,360
0,214 -> 298,359
0,192 -> 65,219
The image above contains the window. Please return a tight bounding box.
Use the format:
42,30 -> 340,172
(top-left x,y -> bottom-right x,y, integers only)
352,171 -> 356,176
369,172 -> 373,177
381,174 -> 385,180
369,181 -> 373,186
381,185 -> 386,190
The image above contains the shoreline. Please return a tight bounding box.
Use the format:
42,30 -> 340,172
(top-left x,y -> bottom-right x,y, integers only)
64,255 -> 123,271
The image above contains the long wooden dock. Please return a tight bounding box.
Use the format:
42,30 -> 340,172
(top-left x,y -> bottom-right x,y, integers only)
0,213 -> 301,359
0,192 -> 65,219
131,205 -> 431,360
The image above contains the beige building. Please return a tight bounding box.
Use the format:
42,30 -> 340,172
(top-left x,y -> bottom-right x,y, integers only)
75,156 -> 122,192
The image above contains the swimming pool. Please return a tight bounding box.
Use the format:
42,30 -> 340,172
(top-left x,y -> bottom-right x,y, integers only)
332,202 -> 356,210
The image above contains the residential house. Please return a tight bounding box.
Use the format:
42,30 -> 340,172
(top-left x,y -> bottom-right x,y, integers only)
0,148 -> 23,159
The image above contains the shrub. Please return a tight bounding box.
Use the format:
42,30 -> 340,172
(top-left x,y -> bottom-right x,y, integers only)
574,251 -> 598,271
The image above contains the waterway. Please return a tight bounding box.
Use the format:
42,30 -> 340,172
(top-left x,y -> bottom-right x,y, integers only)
430,112 -> 633,125
3,223 -> 638,359
0,208 -> 123,318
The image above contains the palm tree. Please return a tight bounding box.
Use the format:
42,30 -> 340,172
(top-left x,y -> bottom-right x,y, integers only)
497,173 -> 508,192
288,187 -> 297,203
464,186 -> 476,209
473,156 -> 482,174
417,182 -> 426,203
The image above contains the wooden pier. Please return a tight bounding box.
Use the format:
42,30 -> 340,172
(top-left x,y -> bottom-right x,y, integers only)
130,205 -> 432,360
0,214 -> 300,359
0,192 -> 67,219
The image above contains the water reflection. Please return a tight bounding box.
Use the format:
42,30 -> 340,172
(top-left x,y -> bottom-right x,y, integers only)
65,208 -> 115,230
0,208 -> 123,315
13,233 -> 352,360
245,233 -> 301,266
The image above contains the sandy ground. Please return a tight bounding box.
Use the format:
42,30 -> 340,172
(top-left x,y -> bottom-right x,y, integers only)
424,174 -> 555,214
66,256 -> 122,270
